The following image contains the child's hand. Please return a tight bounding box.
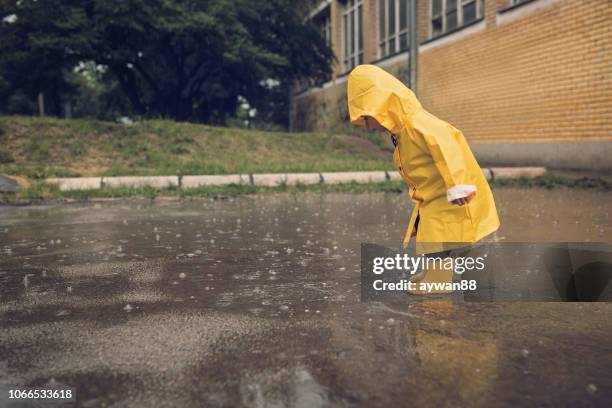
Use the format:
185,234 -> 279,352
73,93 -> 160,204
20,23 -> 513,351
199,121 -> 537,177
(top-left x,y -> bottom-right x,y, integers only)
451,191 -> 476,206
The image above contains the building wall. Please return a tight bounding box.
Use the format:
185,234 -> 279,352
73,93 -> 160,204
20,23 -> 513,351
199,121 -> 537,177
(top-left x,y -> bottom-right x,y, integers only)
292,0 -> 612,170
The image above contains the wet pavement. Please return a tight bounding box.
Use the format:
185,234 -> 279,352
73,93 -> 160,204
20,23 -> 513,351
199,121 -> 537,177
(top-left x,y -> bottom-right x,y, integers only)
1,188 -> 611,407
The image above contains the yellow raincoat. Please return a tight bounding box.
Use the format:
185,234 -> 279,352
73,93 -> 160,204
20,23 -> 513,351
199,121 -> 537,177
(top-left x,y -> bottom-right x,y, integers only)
347,65 -> 500,253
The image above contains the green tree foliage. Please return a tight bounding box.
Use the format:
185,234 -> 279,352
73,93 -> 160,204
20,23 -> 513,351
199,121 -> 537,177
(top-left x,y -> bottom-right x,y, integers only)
0,0 -> 333,125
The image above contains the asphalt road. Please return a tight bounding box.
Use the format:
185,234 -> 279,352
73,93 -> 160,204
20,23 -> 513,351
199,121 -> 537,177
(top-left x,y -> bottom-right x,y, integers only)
1,189 -> 611,407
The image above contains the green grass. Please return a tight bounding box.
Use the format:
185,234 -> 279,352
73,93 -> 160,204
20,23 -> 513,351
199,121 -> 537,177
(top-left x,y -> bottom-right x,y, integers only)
0,116 -> 393,179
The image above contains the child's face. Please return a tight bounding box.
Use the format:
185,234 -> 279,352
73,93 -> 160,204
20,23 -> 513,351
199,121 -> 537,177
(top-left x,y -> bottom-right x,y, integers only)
363,116 -> 388,133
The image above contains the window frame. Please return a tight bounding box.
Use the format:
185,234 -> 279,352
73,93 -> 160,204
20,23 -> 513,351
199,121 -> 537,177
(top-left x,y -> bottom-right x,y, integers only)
378,0 -> 411,59
342,0 -> 364,72
430,0 -> 483,39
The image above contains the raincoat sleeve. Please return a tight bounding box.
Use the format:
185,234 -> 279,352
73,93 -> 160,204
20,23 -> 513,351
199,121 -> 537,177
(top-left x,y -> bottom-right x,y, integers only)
411,110 -> 476,199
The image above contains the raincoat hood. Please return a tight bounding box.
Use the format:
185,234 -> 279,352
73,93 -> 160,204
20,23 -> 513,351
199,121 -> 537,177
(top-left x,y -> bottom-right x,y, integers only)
347,64 -> 422,134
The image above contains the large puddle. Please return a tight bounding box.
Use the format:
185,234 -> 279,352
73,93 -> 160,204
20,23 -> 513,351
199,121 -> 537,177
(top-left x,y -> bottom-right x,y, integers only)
1,188 -> 611,407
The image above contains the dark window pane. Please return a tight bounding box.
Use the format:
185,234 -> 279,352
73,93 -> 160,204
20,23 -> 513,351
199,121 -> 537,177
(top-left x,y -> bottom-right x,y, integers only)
350,11 -> 354,56
400,0 -> 407,30
399,32 -> 408,50
379,0 -> 386,40
463,1 -> 476,23
446,0 -> 457,12
388,0 -> 395,34
432,0 -> 442,15
358,5 -> 363,52
432,16 -> 442,36
388,37 -> 396,54
319,16 -> 330,45
344,15 -> 348,58
446,10 -> 457,30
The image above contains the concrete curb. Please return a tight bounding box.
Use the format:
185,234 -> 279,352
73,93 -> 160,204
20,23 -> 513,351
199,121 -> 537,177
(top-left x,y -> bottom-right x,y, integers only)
252,173 -> 322,187
320,171 -> 388,184
103,176 -> 179,189
46,177 -> 102,191
487,166 -> 547,180
182,174 -> 248,188
43,167 -> 547,192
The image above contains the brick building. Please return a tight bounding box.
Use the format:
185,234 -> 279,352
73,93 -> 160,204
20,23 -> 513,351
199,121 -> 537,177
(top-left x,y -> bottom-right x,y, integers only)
291,0 -> 612,172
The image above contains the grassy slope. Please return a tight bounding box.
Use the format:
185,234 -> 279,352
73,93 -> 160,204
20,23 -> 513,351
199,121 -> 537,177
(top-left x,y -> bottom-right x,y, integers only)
1,116 -> 608,204
0,116 -> 394,179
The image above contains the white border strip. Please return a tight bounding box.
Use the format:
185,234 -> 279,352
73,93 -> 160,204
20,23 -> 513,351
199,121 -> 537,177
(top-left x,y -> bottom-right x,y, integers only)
420,19 -> 487,53
496,0 -> 561,26
377,50 -> 410,69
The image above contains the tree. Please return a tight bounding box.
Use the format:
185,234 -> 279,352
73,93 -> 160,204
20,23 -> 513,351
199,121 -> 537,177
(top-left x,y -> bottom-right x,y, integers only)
0,0 -> 333,125
0,0 -> 90,116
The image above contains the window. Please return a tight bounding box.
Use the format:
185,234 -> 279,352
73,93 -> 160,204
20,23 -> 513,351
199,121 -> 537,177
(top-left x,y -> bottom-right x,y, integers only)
379,0 -> 411,58
431,0 -> 483,38
343,0 -> 363,72
315,9 -> 331,46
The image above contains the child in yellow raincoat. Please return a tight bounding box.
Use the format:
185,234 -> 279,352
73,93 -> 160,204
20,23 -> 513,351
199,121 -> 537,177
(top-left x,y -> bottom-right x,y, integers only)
347,64 -> 500,293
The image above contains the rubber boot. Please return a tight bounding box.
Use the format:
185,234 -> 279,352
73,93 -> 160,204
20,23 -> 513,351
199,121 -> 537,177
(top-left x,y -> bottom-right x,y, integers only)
407,264 -> 454,295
